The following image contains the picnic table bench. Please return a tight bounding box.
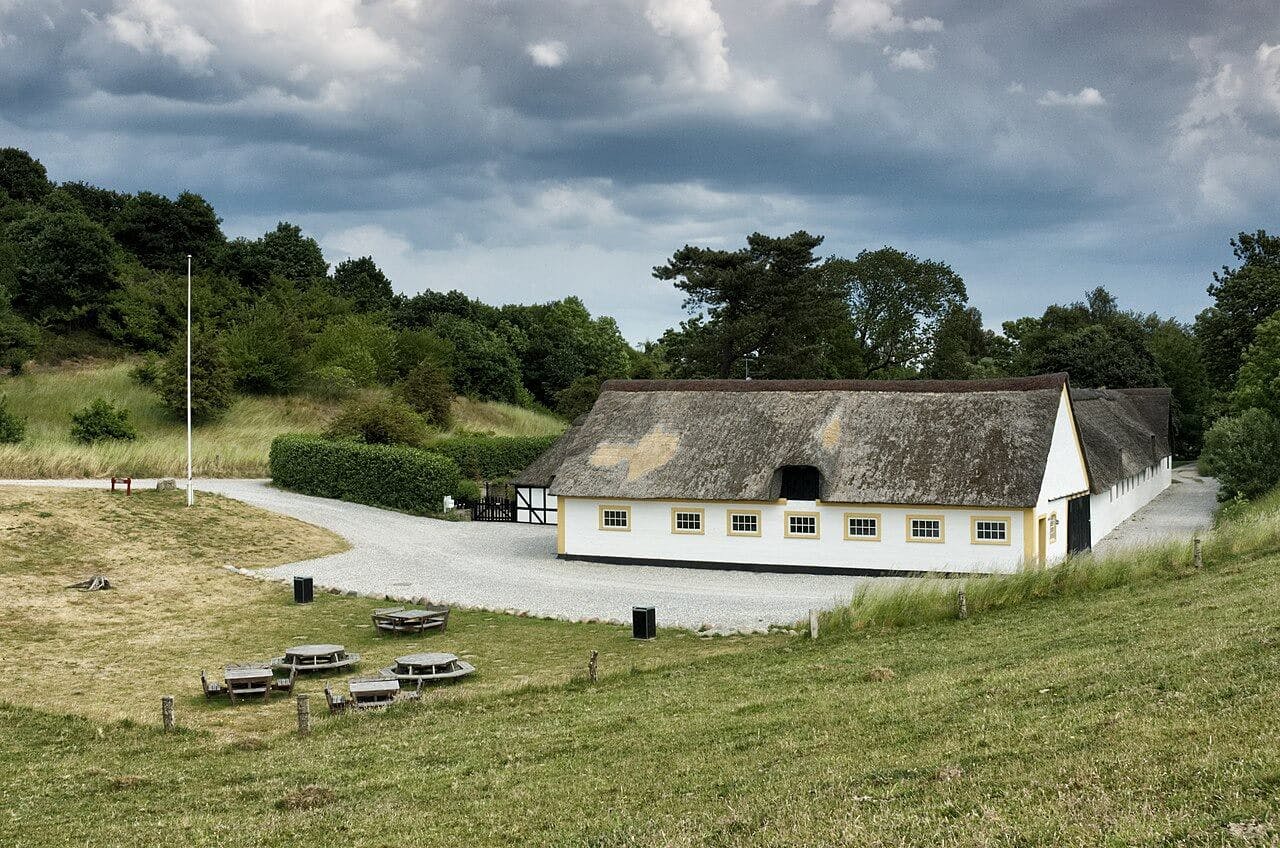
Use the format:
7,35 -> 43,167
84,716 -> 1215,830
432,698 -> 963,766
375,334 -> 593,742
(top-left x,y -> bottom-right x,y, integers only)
371,607 -> 450,634
223,665 -> 274,703
270,644 -> 361,673
381,652 -> 476,685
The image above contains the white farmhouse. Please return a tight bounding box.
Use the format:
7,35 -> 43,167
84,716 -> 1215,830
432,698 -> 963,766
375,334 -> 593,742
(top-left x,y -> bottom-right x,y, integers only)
518,374 -> 1171,575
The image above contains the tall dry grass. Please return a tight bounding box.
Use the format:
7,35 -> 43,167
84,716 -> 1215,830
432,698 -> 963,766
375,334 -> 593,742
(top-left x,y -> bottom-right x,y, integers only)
0,362 -> 566,478
817,487 -> 1280,636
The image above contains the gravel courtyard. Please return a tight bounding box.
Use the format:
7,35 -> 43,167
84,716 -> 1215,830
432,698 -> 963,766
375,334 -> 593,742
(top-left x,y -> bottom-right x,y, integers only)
4,469 -> 1218,631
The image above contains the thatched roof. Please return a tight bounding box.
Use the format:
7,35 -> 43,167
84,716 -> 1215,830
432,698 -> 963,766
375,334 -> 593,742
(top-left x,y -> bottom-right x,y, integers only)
546,375 -> 1071,508
1070,388 -> 1171,492
512,416 -> 587,487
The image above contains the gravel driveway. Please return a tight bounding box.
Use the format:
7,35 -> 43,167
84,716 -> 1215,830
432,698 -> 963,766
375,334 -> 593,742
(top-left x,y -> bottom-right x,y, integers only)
1091,464 -> 1220,557
3,478 -> 888,631
7,467 -> 1217,630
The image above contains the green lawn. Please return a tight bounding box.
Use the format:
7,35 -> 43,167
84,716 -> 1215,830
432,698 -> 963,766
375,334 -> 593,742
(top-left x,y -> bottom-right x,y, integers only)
0,362 -> 565,478
3,487 -> 1280,845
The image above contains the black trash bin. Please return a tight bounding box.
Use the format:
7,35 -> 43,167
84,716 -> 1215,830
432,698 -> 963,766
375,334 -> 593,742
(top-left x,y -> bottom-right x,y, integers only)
632,606 -> 656,639
293,576 -> 314,604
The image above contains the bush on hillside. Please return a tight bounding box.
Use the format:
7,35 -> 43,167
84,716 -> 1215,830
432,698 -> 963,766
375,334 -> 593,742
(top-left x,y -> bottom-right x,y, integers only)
0,395 -> 25,443
1200,407 -> 1280,501
128,354 -> 161,387
156,332 -> 233,424
222,304 -> 307,394
304,365 -> 361,400
325,396 -> 430,447
555,375 -> 603,420
69,398 -> 137,444
399,363 -> 454,428
269,434 -> 460,514
429,433 -> 558,480
454,478 -> 482,503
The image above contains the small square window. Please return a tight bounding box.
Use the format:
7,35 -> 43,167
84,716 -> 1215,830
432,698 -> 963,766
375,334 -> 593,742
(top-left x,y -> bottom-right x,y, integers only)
786,513 -> 819,538
672,509 -> 703,534
729,513 -> 760,535
909,517 -> 943,541
600,507 -> 630,530
975,520 -> 1007,541
845,514 -> 879,540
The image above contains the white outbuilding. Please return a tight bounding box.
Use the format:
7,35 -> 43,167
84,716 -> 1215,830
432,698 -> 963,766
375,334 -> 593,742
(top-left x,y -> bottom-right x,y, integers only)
520,374 -> 1171,575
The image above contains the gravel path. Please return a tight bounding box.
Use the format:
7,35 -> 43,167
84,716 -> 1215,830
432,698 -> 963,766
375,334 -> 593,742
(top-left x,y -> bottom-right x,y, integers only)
1091,465 -> 1220,557
1,478 -> 892,631
9,468 -> 1216,630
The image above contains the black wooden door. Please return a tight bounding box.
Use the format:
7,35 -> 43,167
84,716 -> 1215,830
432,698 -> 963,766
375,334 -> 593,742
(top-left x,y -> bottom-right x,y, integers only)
1067,495 -> 1091,555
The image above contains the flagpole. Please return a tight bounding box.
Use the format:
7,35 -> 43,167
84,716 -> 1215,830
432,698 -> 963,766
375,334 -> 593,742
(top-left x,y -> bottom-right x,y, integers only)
186,254 -> 193,507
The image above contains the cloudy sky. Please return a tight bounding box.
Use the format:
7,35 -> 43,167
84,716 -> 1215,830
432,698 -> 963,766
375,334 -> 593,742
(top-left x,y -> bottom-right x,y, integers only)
2,0 -> 1277,341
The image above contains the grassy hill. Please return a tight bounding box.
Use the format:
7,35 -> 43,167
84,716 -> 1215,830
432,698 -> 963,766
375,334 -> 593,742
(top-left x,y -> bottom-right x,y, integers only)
0,362 -> 565,478
2,484 -> 1279,844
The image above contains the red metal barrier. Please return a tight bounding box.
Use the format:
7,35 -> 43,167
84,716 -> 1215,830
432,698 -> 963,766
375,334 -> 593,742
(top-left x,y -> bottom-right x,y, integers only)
110,476 -> 132,495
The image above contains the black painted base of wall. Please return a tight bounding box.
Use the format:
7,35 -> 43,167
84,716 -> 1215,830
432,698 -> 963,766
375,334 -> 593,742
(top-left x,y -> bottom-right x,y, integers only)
556,553 -> 955,578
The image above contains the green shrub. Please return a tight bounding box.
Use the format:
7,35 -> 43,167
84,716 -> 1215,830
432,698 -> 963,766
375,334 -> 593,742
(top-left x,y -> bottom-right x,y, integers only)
269,434 -> 460,514
69,398 -> 137,444
156,331 -> 233,424
0,395 -> 25,443
325,397 -> 430,447
1200,407 -> 1280,501
454,478 -> 482,502
399,363 -> 454,428
555,375 -> 603,420
304,365 -> 360,400
128,355 -> 161,387
429,433 -> 558,480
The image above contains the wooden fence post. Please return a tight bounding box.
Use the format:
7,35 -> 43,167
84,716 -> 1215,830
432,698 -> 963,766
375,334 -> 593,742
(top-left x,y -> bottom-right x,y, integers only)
957,588 -> 968,620
809,609 -> 819,640
296,694 -> 311,736
161,695 -> 175,731
588,650 -> 599,683
1193,536 -> 1203,569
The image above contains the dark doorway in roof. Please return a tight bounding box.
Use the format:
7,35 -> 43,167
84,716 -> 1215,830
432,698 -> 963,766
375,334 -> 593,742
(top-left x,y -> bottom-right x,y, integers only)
779,465 -> 821,501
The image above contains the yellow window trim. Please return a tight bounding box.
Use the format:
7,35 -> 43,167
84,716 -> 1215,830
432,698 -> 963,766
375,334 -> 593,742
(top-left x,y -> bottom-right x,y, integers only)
970,514 -> 1013,546
670,506 -> 705,535
842,511 -> 882,542
783,510 -> 820,539
726,509 -> 763,537
597,504 -> 632,532
906,514 -> 945,544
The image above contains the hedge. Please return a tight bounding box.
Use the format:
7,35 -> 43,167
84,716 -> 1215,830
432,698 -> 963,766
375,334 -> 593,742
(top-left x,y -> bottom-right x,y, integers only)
270,434 -> 461,514
429,434 -> 559,480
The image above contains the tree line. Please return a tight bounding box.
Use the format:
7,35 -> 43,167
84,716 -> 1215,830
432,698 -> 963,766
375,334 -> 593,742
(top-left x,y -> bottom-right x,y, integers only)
0,146 -> 1275,497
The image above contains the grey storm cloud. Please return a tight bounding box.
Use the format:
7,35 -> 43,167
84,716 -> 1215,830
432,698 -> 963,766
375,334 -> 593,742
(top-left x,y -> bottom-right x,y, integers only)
1,0 -> 1278,340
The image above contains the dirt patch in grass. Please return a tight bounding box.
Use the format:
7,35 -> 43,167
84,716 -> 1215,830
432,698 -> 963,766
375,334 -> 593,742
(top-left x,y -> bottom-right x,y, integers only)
277,786 -> 337,812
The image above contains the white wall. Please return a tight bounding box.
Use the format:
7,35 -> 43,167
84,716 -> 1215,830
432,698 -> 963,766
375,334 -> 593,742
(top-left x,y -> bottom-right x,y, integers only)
1090,456 -> 1173,545
561,497 -> 1030,574
1037,386 -> 1091,505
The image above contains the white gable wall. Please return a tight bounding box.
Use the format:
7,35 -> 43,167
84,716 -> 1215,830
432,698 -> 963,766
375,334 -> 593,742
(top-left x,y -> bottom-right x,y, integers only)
1090,456 -> 1172,545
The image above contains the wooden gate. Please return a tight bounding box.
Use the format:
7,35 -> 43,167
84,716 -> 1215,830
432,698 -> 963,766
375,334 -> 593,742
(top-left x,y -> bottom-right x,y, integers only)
470,483 -> 515,522
1067,495 -> 1091,555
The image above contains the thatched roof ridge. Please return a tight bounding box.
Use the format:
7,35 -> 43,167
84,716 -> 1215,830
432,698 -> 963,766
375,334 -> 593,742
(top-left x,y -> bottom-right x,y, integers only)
548,376 -> 1073,507
1070,388 -> 1171,492
603,373 -> 1068,394
512,416 -> 586,487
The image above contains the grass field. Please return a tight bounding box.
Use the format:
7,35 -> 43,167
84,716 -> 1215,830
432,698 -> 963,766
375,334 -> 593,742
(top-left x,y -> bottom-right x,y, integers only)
3,486 -> 1280,845
0,362 -> 565,478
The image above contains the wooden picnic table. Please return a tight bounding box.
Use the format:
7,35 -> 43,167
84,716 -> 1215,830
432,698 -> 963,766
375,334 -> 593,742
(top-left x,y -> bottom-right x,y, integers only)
272,644 -> 360,672
223,665 -> 273,702
348,678 -> 400,709
371,607 -> 450,634
382,652 -> 476,684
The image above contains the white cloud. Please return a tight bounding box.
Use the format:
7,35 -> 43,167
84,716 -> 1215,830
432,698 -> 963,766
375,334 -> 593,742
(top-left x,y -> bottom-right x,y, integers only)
526,40 -> 566,68
1007,81 -> 1024,94
827,0 -> 941,42
105,0 -> 216,71
644,0 -> 731,92
1173,41 -> 1280,213
99,0 -> 413,91
1037,87 -> 1106,107
885,44 -> 935,71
